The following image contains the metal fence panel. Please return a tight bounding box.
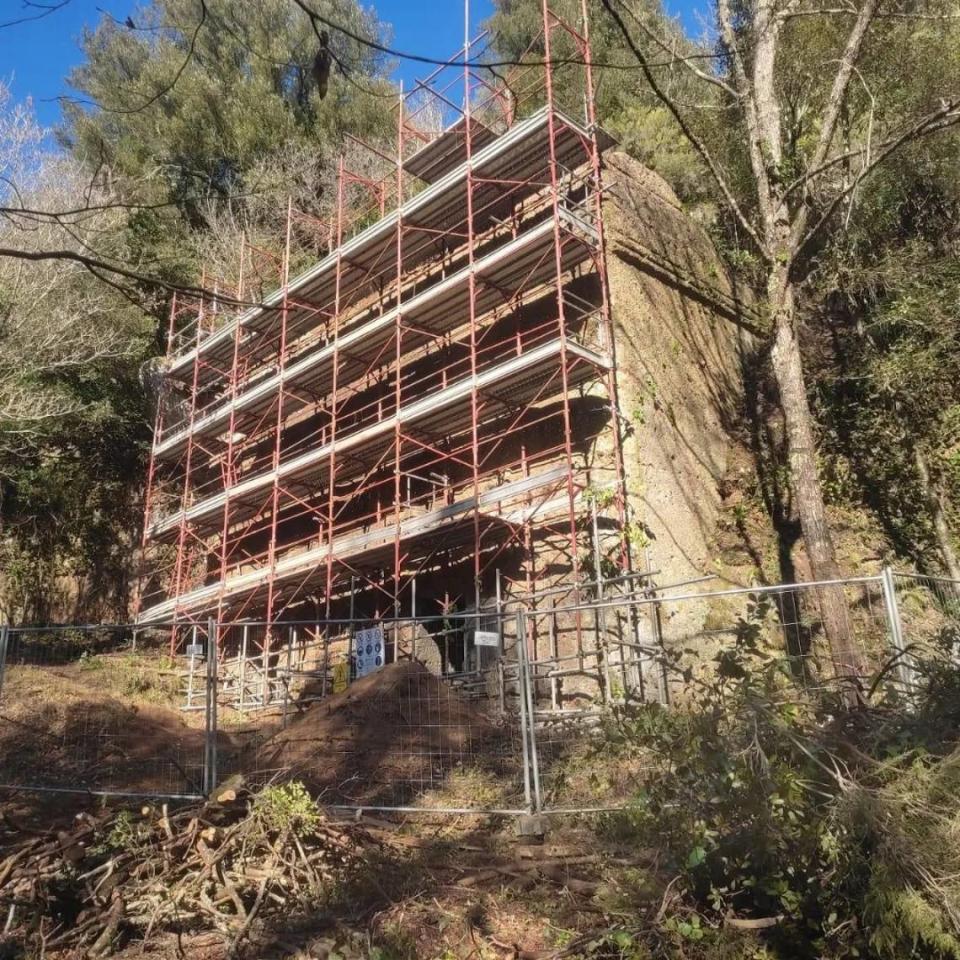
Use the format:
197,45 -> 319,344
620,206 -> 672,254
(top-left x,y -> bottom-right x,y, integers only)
891,571 -> 960,667
1,569 -> 956,813
0,624 -> 206,799
213,614 -> 533,814
524,576 -> 902,813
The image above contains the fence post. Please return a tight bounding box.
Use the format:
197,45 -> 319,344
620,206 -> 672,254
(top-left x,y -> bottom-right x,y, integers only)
515,611 -> 533,813
282,627 -> 293,730
515,610 -> 542,813
203,618 -> 218,795
591,503 -> 616,702
0,625 -> 8,700
880,566 -> 915,692
633,581 -> 668,705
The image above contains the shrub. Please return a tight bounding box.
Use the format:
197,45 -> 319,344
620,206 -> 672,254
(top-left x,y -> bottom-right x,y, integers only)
589,614 -> 960,958
252,781 -> 322,835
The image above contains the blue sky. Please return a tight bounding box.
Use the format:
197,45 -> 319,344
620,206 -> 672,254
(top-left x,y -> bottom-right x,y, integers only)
2,0 -> 700,131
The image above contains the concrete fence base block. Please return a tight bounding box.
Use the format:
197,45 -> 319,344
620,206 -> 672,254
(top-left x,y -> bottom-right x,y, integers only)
516,814 -> 547,839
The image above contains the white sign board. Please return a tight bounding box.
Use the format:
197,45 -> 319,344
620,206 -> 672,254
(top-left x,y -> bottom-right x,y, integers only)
185,643 -> 205,658
353,626 -> 385,678
473,630 -> 500,648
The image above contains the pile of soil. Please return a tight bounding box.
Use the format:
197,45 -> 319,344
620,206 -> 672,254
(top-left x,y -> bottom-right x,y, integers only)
246,661 -> 513,806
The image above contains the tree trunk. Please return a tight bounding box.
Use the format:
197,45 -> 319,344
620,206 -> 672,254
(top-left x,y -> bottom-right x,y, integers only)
914,444 -> 960,582
769,279 -> 865,696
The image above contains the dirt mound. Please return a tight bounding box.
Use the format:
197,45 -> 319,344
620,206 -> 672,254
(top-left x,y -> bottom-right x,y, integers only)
246,661 -> 514,806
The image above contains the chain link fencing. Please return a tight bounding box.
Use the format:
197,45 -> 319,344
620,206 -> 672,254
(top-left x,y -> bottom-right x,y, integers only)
0,568 -> 957,812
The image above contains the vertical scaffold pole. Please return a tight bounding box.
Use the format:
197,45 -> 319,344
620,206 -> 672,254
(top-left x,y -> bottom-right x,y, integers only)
392,85 -> 406,628
169,293 -> 205,654
578,0 -> 631,575
134,294 -> 177,628
239,623 -> 248,711
324,157 -> 346,625
262,200 -> 294,696
464,0 -> 484,623
215,234 -> 247,628
542,0 -> 584,653
591,499 -> 613,700
516,610 -> 542,812
282,627 -> 294,729
515,610 -> 533,812
411,575 -> 418,662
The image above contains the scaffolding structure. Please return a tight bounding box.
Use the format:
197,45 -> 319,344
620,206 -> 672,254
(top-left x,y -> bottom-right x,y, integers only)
136,0 -> 632,692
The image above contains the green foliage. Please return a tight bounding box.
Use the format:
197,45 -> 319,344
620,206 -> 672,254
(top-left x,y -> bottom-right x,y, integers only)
63,0 -> 391,212
252,781 -> 323,835
815,244 -> 960,569
0,331 -> 153,622
588,625 -> 960,959
578,929 -> 651,958
610,104 -> 705,202
92,808 -> 148,854
624,520 -> 652,552
584,484 -> 617,509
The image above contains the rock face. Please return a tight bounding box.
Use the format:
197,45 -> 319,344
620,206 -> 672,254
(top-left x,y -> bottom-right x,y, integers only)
602,151 -> 757,593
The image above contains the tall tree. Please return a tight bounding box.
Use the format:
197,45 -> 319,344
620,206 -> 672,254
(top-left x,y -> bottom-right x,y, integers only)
63,0 -> 391,201
57,0 -> 395,300
590,0 -> 960,681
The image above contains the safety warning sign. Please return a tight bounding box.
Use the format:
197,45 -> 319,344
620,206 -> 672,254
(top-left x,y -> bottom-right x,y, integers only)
353,626 -> 385,678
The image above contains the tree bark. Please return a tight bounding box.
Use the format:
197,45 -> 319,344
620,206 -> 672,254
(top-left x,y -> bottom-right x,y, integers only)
748,0 -> 867,694
769,275 -> 865,693
914,444 -> 960,582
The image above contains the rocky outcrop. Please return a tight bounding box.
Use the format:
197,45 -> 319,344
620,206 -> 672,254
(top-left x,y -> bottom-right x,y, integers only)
602,151 -> 757,593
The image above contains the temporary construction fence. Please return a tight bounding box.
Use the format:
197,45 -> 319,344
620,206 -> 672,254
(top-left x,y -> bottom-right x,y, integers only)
0,568 -> 957,814
526,572 -> 914,813
0,623 -> 208,799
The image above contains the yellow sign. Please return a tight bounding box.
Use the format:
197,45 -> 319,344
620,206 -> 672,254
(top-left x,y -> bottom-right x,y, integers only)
332,660 -> 349,693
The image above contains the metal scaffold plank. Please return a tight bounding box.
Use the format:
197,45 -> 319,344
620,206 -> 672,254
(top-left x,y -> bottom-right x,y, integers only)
139,465 -> 571,622
164,108 -> 607,385
154,211 -> 598,459
147,338 -> 610,542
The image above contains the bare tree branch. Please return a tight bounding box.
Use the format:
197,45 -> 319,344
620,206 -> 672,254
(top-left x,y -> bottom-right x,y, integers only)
614,1 -> 738,96
794,104 -> 960,259
94,0 -> 208,117
0,0 -> 71,30
601,0 -> 770,258
717,0 -> 778,243
0,245 -> 257,307
783,5 -> 960,17
807,0 -> 882,177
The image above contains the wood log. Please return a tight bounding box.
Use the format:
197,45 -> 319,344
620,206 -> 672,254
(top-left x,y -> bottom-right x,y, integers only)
88,895 -> 125,957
